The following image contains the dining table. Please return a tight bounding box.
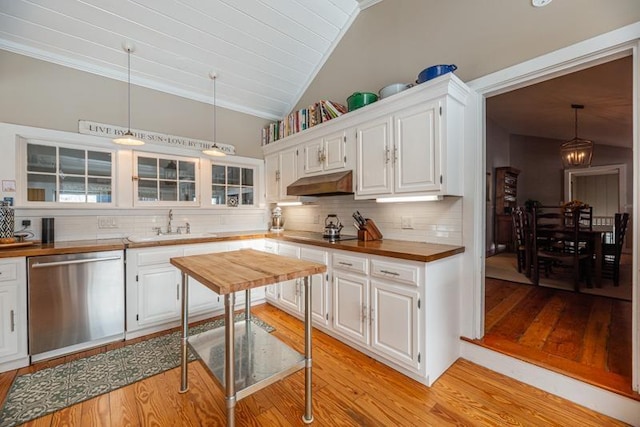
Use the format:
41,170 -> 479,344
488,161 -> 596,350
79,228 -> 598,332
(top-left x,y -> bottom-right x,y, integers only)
170,248 -> 327,426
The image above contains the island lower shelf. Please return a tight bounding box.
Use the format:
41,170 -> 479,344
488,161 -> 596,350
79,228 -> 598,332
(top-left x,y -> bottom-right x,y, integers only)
188,319 -> 305,401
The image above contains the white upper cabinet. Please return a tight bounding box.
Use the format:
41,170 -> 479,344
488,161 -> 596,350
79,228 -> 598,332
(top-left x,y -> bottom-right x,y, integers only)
262,74 -> 469,200
302,130 -> 348,175
355,116 -> 393,196
265,147 -> 299,203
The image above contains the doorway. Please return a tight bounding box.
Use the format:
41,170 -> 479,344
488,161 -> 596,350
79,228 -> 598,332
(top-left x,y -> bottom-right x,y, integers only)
481,57 -> 635,396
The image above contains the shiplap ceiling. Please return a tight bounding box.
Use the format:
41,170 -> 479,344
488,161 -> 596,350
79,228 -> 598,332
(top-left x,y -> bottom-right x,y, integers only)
0,0 -> 381,120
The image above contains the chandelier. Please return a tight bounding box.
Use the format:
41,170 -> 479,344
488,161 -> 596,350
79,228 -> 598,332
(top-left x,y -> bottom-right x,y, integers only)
560,104 -> 592,168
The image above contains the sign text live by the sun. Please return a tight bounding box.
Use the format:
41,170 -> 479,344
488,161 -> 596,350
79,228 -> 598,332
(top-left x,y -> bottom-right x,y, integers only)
78,120 -> 236,155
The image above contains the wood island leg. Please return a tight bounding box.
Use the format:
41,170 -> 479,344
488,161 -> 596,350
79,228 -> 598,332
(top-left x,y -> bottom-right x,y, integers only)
224,293 -> 236,426
302,275 -> 313,424
179,271 -> 189,393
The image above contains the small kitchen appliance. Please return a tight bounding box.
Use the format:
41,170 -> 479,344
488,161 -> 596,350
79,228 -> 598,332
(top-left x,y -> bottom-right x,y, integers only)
323,214 -> 344,239
270,206 -> 285,232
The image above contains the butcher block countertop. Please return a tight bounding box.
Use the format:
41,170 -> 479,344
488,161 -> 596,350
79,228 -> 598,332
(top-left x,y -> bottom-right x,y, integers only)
0,238 -> 126,258
170,249 -> 327,295
272,231 -> 464,263
0,230 -> 464,263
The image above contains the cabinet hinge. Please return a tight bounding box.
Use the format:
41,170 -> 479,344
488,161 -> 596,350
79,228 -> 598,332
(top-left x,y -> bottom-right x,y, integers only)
326,313 -> 329,320
418,352 -> 421,363
343,135 -> 346,142
136,275 -> 138,282
136,314 -> 139,321
326,274 -> 329,281
439,106 -> 442,116
418,298 -> 421,309
440,175 -> 443,184
344,156 -> 347,163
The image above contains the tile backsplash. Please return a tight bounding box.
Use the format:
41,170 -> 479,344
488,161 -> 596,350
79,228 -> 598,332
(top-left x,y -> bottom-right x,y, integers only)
14,208 -> 270,242
278,195 -> 462,246
12,196 -> 462,246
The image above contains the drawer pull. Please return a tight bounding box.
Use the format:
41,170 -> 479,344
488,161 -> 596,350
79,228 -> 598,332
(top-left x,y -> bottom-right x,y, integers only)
380,269 -> 400,276
10,310 -> 15,332
338,262 -> 353,267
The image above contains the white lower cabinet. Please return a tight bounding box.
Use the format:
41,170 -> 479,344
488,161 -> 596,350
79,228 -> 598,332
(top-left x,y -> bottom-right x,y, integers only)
265,239 -> 459,387
0,257 -> 28,372
332,251 -> 421,372
126,239 -> 264,339
370,280 -> 419,370
264,241 -> 330,328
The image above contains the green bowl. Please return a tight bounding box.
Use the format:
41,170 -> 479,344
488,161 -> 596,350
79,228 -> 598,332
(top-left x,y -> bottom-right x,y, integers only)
347,92 -> 378,111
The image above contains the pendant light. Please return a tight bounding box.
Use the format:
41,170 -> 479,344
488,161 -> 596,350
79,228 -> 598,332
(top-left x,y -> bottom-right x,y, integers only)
560,104 -> 593,168
113,42 -> 144,146
202,72 -> 226,157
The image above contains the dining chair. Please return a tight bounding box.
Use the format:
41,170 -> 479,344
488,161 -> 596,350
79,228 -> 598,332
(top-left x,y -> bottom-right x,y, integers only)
511,207 -> 529,274
532,206 -> 592,291
602,212 -> 629,286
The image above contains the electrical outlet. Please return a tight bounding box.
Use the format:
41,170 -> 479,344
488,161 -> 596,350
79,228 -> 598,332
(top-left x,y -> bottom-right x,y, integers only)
401,216 -> 413,229
22,220 -> 31,227
98,216 -> 118,229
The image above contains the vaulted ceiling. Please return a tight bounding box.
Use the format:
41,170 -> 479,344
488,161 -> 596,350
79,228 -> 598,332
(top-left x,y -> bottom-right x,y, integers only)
0,0 -> 379,120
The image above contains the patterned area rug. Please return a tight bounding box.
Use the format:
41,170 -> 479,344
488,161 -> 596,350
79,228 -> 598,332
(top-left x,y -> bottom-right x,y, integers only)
0,314 -> 274,427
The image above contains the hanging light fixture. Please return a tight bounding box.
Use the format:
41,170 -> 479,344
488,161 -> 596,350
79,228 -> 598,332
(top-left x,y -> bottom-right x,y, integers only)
560,104 -> 593,168
113,42 -> 144,146
202,72 -> 226,157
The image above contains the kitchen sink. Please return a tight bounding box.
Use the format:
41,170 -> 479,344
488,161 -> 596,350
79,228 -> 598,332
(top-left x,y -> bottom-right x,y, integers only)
127,232 -> 218,243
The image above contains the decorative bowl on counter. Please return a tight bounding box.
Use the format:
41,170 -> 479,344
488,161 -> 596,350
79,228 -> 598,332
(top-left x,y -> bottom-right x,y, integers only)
347,92 -> 378,111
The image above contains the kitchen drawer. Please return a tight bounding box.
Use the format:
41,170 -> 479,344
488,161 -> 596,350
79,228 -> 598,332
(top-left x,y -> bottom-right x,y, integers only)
371,259 -> 418,286
136,248 -> 183,266
332,252 -> 368,274
0,262 -> 17,282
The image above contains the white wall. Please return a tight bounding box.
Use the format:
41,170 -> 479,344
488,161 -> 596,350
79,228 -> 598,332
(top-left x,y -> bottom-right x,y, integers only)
0,51 -> 270,159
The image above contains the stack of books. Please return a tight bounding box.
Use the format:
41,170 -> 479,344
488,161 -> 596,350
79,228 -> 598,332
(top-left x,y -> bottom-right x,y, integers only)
262,100 -> 347,146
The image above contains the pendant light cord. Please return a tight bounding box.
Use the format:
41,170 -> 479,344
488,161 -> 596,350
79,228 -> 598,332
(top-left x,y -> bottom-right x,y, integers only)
213,75 -> 217,143
127,48 -> 132,132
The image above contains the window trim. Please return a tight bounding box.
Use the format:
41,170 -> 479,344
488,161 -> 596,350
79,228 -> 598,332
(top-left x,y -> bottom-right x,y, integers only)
18,137 -> 117,208
132,151 -> 201,207
209,160 -> 258,209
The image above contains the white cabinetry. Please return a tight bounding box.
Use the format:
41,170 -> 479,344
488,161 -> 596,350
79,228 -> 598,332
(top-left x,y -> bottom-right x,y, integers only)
265,147 -> 299,203
126,240 -> 264,339
0,257 -> 28,372
355,99 -> 449,199
332,251 -> 421,371
263,74 -> 469,200
302,130 -> 347,175
264,241 -> 330,327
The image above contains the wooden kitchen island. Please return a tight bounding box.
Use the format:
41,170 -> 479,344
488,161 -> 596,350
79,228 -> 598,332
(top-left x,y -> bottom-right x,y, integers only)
170,249 -> 326,426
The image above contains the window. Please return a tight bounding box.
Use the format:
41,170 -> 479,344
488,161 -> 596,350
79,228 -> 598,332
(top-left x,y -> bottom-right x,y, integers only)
135,153 -> 198,205
211,164 -> 255,207
26,142 -> 114,204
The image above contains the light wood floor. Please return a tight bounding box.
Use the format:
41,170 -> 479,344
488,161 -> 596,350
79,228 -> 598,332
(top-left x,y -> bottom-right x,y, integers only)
477,277 -> 635,399
0,303 -> 629,426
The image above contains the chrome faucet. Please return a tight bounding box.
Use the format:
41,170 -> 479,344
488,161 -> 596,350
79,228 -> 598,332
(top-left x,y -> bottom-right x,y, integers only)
167,209 -> 173,234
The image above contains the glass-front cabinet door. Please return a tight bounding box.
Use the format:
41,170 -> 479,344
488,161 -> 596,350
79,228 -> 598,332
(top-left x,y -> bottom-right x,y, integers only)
25,141 -> 114,205
211,164 -> 255,207
134,153 -> 199,206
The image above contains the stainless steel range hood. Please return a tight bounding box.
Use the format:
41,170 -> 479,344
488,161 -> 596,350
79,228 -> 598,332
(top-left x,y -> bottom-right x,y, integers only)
287,170 -> 353,197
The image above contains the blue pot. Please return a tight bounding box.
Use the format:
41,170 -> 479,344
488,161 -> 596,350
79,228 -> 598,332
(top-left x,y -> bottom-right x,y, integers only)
417,64 -> 458,83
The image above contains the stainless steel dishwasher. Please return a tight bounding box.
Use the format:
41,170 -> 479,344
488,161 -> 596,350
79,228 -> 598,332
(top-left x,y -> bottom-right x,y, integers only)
28,250 -> 125,361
